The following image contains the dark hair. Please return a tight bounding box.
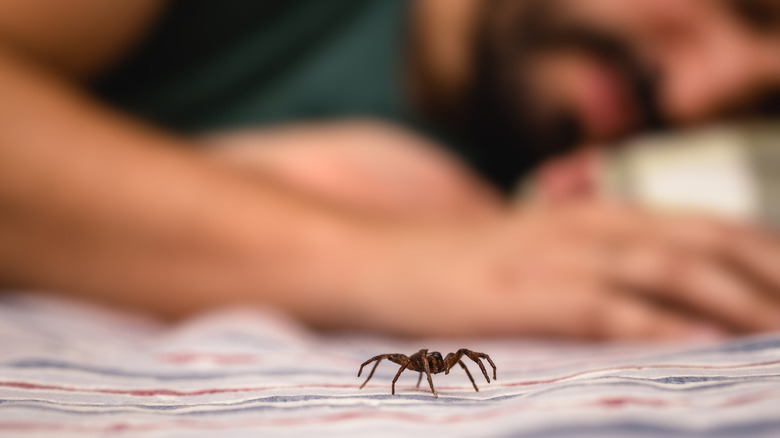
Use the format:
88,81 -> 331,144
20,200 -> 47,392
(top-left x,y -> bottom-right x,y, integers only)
460,0 -> 661,190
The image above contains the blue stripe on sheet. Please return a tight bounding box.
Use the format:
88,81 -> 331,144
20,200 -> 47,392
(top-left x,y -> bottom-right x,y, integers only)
1,294 -> 779,438
501,421 -> 780,438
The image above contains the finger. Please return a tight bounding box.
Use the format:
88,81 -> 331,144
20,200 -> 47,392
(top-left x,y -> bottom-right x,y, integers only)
661,220 -> 780,303
610,243 -> 780,332
552,201 -> 709,244
729,227 -> 780,296
535,200 -> 650,239
592,294 -> 729,342
518,279 -> 725,341
509,279 -> 628,339
571,205 -> 780,318
557,202 -> 743,257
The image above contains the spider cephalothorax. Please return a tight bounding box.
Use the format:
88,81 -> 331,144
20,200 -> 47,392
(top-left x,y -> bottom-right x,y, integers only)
358,348 -> 497,398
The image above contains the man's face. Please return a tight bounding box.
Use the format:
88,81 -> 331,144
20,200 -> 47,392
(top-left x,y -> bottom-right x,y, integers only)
470,0 -> 780,177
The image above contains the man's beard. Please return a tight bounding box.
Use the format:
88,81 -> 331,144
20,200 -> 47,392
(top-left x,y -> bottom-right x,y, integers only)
462,0 -> 662,191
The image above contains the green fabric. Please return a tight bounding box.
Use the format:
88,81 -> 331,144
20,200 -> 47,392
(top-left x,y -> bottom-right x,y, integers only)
95,0 -> 413,133
94,0 -> 521,190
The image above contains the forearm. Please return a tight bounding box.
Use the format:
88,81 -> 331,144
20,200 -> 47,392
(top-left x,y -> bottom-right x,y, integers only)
0,47 -> 365,324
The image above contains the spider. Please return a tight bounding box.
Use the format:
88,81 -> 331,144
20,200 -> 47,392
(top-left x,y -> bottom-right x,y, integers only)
358,348 -> 496,398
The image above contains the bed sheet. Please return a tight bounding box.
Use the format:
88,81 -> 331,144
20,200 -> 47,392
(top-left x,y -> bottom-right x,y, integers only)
0,294 -> 779,437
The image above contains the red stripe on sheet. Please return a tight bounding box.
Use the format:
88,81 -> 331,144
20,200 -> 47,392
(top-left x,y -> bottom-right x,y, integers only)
0,380 -> 475,396
502,359 -> 780,387
0,411 -> 496,433
2,359 -> 778,397
2,390 -> 780,433
0,381 -> 358,396
158,353 -> 258,365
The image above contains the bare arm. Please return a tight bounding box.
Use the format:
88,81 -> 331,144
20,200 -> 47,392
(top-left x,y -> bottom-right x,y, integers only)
0,0 -> 498,331
4,50 -> 780,338
2,0 -> 780,340
0,43 -> 375,324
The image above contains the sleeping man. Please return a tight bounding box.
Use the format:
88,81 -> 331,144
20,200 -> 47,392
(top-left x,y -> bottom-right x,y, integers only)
1,0 -> 780,339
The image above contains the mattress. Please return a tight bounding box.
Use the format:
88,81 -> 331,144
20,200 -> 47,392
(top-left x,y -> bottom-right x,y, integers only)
1,293 -> 779,437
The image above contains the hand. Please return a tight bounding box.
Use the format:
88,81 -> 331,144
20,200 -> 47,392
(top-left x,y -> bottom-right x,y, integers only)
345,201 -> 780,340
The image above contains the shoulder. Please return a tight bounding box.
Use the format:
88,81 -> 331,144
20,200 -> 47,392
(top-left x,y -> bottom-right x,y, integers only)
0,0 -> 166,80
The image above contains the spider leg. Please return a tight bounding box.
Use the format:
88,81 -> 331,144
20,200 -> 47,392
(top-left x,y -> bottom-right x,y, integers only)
445,350 -> 497,383
472,356 -> 491,383
477,353 -> 498,381
458,360 -> 479,392
359,359 -> 383,389
470,352 -> 497,381
391,358 -> 412,395
443,351 -> 461,375
359,355 -> 385,377
463,350 -> 496,383
416,372 -> 423,388
421,351 -> 438,398
359,354 -> 411,391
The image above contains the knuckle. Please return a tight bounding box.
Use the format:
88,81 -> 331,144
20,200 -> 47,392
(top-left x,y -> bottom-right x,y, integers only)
738,299 -> 780,331
623,311 -> 663,340
659,256 -> 699,297
609,300 -> 664,340
689,219 -> 733,253
575,293 -> 614,339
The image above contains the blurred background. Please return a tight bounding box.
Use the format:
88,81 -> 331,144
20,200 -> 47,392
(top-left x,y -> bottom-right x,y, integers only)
3,0 -> 780,338
91,0 -> 780,221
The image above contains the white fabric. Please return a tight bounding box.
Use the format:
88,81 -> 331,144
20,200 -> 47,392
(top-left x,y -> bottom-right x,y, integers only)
1,294 -> 779,437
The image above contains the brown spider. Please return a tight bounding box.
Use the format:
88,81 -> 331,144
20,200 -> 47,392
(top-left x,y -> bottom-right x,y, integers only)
358,348 -> 497,398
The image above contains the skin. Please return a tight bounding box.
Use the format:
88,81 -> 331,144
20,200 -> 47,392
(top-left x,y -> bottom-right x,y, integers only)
1,0 -> 780,340
203,123 -> 501,222
461,0 -> 780,197
556,0 -> 780,125
416,0 -> 780,144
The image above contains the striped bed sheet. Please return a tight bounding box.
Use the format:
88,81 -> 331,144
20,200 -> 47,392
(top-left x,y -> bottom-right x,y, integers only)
0,293 -> 779,438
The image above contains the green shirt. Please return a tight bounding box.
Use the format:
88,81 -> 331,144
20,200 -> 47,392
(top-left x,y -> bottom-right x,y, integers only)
95,0 -> 516,189
95,0 -> 413,132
